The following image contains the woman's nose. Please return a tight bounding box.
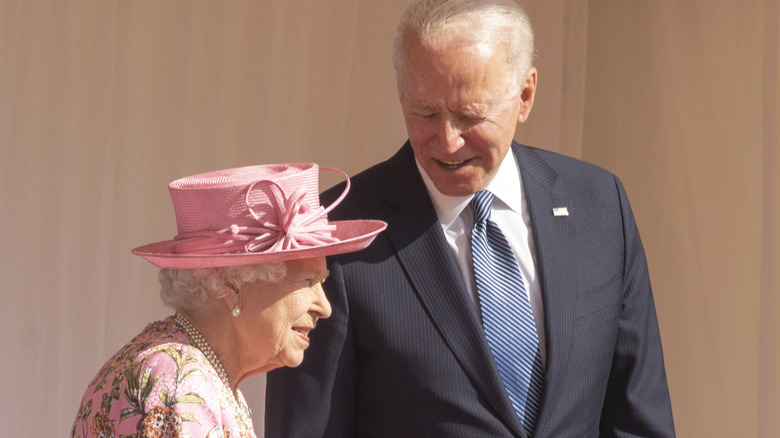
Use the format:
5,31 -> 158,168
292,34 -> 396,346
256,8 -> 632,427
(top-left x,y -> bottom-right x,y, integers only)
310,283 -> 332,319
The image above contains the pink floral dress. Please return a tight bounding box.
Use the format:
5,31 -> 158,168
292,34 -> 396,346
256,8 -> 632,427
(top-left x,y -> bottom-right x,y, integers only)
71,318 -> 255,438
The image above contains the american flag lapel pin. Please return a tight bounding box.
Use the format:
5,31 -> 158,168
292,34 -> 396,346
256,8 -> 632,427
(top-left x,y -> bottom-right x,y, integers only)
552,207 -> 569,217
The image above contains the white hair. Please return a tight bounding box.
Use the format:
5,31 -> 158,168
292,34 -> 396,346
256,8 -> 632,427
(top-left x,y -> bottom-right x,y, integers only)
158,262 -> 287,311
393,0 -> 535,97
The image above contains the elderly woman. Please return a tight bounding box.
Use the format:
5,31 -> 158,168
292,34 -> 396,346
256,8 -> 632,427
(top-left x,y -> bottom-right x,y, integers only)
71,163 -> 386,438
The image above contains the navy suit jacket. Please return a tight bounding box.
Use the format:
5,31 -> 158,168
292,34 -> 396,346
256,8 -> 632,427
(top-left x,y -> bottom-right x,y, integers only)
266,142 -> 675,437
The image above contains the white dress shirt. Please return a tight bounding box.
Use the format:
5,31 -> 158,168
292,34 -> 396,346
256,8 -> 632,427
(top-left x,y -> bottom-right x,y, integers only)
416,151 -> 546,363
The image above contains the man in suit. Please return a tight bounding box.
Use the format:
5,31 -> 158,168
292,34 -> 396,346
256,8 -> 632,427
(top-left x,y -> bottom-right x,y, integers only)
266,0 -> 675,436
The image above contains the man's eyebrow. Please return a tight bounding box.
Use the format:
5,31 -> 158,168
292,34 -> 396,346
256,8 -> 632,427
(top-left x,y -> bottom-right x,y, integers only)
459,103 -> 488,114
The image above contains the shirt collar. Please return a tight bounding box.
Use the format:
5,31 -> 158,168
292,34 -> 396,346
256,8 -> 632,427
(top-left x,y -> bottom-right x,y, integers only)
416,149 -> 523,227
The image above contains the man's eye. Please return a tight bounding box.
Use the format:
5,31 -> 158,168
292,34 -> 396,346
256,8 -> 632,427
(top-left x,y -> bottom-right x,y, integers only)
463,114 -> 487,123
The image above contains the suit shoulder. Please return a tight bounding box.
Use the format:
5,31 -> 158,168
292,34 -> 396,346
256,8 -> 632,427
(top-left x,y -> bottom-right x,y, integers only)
517,144 -> 624,192
522,145 -> 615,177
322,156 -> 395,201
321,145 -> 417,221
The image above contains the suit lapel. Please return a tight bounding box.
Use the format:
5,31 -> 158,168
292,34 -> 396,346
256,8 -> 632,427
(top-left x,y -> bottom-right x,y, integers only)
380,144 -> 527,436
515,144 -> 577,431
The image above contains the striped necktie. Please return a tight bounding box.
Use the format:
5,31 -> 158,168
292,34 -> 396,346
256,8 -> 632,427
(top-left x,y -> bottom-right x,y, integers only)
470,189 -> 544,435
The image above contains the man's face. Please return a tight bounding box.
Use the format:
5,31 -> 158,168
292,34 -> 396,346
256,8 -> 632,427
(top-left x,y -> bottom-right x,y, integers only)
399,36 -> 536,196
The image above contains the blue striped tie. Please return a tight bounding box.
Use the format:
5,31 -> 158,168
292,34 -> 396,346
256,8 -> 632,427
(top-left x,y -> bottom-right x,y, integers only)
470,190 -> 544,436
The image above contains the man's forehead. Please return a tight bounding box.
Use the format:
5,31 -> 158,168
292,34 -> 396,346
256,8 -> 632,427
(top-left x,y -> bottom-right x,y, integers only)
402,87 -> 508,110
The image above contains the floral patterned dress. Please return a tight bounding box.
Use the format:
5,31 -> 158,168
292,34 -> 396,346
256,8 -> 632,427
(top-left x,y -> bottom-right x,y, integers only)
71,318 -> 255,438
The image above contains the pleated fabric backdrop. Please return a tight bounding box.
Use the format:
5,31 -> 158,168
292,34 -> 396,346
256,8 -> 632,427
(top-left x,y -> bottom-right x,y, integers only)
0,1 -> 777,436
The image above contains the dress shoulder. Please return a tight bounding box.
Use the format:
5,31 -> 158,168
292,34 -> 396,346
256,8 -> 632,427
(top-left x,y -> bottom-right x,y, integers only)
71,319 -> 255,438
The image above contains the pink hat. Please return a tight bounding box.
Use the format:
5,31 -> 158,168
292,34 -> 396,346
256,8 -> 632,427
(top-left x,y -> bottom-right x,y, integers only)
132,163 -> 386,269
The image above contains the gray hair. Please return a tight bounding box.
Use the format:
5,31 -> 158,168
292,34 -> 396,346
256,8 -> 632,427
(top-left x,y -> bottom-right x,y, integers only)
158,262 -> 287,311
393,0 -> 535,97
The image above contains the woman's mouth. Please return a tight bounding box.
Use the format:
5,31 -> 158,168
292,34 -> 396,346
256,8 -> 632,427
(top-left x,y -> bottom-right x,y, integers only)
292,327 -> 312,343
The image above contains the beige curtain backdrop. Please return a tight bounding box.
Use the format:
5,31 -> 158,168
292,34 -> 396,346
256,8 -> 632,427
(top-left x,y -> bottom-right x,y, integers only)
0,1 -> 776,436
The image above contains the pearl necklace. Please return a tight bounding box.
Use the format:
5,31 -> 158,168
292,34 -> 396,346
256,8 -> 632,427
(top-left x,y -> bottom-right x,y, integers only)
174,313 -> 231,385
174,313 -> 253,426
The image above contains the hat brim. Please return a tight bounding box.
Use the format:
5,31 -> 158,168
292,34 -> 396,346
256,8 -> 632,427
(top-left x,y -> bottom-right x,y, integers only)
132,219 -> 386,269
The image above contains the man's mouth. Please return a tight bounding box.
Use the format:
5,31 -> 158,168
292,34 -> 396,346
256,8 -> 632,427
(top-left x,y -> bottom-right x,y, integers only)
440,159 -> 467,170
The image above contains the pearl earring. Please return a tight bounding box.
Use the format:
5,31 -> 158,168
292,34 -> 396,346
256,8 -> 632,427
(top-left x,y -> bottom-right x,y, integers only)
227,282 -> 241,317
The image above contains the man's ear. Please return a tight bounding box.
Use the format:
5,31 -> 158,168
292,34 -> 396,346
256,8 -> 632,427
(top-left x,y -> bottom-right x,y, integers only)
517,67 -> 537,124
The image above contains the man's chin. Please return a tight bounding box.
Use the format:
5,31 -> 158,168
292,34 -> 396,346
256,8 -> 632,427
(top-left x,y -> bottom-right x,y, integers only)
433,181 -> 484,197
430,172 -> 486,196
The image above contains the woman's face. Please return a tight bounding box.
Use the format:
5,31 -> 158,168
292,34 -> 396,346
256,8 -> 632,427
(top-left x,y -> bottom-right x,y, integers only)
237,256 -> 331,374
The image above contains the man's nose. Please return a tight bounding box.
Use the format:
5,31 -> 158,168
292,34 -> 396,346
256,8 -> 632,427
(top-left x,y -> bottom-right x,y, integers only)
437,118 -> 465,154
